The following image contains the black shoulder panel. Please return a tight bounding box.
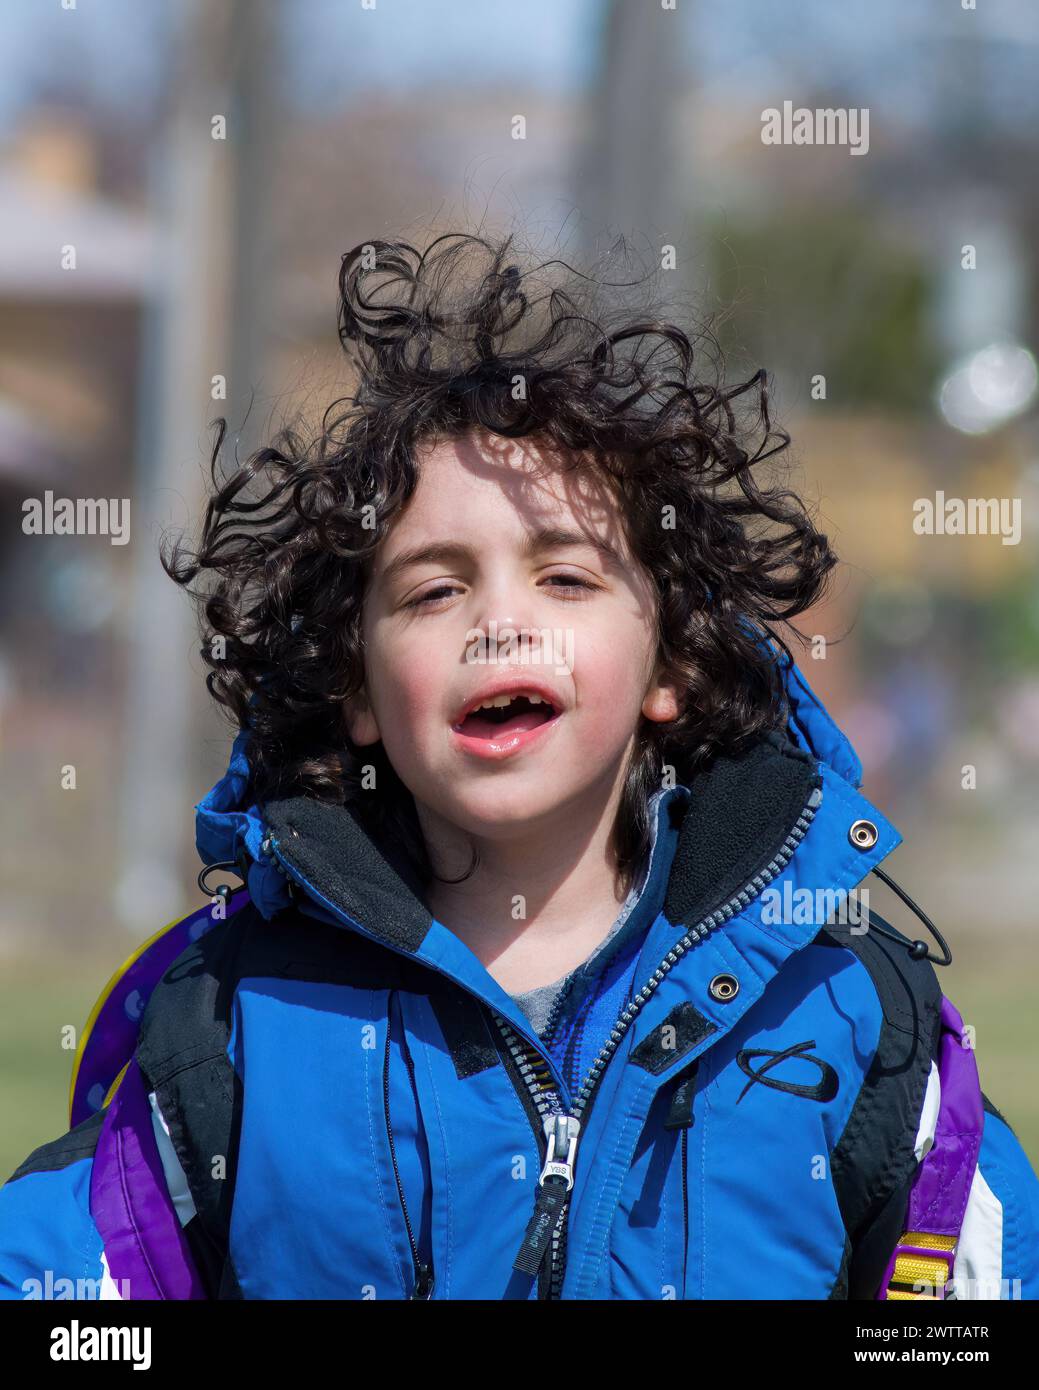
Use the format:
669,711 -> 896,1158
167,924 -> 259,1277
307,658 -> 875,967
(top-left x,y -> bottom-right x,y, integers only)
814,918 -> 943,1300
828,1232 -> 852,1299
134,901 -> 257,1299
7,1105 -> 107,1185
134,895 -> 405,1297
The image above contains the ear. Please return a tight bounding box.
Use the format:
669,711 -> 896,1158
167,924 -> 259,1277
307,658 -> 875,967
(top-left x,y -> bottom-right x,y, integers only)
642,664 -> 683,725
344,685 -> 381,746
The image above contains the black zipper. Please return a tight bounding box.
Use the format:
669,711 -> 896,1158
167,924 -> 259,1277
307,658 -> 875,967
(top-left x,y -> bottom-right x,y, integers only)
494,778 -> 824,1298
382,993 -> 434,1299
491,1031 -> 566,1299
494,1019 -> 572,1296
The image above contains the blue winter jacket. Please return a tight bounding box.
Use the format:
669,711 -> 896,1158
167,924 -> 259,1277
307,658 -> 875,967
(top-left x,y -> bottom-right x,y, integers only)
2,656 -> 1038,1300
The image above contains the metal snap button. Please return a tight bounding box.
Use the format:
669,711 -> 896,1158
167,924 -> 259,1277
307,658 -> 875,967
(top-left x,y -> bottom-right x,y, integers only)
849,819 -> 879,850
708,973 -> 740,1002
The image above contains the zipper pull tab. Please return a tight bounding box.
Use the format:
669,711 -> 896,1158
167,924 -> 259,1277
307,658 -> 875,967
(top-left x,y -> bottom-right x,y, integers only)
511,1115 -> 581,1277
539,1114 -> 581,1188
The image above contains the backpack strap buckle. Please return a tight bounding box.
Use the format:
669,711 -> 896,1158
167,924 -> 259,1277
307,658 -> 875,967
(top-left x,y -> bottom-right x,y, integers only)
878,1232 -> 957,1300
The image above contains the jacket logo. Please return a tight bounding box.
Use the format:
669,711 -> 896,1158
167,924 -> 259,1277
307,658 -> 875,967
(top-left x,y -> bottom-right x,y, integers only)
735,1039 -> 838,1104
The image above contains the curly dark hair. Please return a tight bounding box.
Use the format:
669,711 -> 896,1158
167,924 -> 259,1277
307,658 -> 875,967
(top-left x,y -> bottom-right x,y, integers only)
163,229 -> 838,900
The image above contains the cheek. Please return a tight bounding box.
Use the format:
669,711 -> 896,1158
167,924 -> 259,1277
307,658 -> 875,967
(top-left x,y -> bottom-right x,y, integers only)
571,627 -> 655,736
369,637 -> 449,745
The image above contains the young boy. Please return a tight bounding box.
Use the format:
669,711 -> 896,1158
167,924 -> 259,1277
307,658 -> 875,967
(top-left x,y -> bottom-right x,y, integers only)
2,232 -> 1038,1301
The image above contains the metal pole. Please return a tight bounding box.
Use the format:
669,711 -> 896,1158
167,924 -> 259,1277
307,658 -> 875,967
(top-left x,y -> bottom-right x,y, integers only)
115,0 -> 279,926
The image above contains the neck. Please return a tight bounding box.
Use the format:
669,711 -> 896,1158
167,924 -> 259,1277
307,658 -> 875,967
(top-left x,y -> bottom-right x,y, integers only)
418,770 -> 638,994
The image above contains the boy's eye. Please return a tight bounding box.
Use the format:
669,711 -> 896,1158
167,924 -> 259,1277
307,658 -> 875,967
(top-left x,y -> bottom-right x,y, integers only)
542,573 -> 598,596
405,584 -> 458,609
403,573 -> 599,609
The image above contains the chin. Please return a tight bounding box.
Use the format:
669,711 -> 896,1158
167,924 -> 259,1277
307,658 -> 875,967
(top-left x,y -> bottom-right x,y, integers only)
443,784 -> 566,836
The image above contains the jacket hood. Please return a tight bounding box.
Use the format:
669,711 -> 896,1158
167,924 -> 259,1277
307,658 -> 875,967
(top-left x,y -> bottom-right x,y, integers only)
194,725 -> 289,919
194,651 -> 865,922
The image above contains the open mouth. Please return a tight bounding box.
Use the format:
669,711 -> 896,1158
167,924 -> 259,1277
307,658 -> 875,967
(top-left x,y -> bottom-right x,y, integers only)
452,692 -> 560,741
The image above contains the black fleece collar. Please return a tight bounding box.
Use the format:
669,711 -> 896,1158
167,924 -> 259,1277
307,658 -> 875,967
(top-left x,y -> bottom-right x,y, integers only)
261,726 -> 821,958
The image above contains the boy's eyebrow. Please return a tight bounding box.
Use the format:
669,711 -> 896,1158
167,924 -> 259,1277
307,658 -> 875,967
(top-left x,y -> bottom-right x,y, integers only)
379,526 -> 625,585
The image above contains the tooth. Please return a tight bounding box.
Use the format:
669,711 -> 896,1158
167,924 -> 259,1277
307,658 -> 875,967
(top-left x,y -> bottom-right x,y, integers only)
470,691 -> 550,713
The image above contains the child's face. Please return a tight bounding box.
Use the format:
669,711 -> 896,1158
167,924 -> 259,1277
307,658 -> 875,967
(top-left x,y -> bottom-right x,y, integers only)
346,428 -> 681,840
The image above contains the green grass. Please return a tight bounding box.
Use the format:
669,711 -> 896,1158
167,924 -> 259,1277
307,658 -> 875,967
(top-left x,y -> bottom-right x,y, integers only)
942,957 -> 1039,1163
0,957 -> 119,1180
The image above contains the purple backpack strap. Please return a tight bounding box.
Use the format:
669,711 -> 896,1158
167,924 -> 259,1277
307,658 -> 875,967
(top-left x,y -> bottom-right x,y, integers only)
71,889 -> 249,1130
876,993 -> 984,1299
90,1054 -> 208,1300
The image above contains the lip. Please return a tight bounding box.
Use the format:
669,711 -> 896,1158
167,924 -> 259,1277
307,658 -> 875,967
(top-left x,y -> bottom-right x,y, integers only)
449,677 -> 564,762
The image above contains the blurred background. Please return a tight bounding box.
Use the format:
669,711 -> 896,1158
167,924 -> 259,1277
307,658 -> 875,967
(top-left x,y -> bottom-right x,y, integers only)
1,0 -> 1037,1176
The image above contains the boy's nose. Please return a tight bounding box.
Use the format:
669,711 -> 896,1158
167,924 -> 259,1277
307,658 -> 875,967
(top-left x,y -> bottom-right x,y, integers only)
485,621 -> 540,652
466,611 -> 545,662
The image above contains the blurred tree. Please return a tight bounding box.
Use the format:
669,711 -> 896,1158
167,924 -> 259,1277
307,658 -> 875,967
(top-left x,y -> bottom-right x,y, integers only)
703,204 -> 942,414
985,575 -> 1039,676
